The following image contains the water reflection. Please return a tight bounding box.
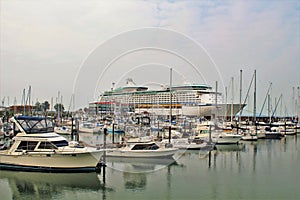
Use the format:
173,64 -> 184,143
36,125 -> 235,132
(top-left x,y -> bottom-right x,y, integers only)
1,136 -> 299,200
0,171 -> 103,200
105,157 -> 180,193
106,157 -> 178,173
215,143 -> 245,152
123,172 -> 147,191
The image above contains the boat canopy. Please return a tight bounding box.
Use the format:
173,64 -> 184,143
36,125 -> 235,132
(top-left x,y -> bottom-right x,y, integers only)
13,115 -> 55,134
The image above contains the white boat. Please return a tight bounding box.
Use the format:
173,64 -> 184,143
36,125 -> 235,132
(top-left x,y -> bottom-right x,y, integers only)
216,132 -> 242,144
241,134 -> 258,141
106,142 -> 178,158
0,116 -> 104,172
161,138 -> 212,150
54,126 -> 72,135
240,127 -> 258,141
264,127 -> 284,139
79,122 -> 102,133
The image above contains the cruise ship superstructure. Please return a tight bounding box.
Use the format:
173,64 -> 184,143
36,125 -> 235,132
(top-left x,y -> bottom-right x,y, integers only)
90,79 -> 244,117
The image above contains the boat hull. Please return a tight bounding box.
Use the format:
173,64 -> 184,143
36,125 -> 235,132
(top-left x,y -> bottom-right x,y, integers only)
265,132 -> 283,139
241,135 -> 258,141
133,103 -> 244,117
0,150 -> 103,172
182,103 -> 244,116
216,134 -> 242,144
161,138 -> 213,150
106,148 -> 178,159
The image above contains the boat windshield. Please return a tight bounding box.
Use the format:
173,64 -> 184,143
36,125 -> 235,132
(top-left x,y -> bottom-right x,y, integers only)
52,140 -> 69,147
131,143 -> 159,150
15,116 -> 55,134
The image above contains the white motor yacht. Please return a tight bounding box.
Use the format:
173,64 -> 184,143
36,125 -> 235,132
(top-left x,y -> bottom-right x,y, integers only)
161,138 -> 213,150
216,132 -> 242,144
106,142 -> 178,158
0,116 -> 104,172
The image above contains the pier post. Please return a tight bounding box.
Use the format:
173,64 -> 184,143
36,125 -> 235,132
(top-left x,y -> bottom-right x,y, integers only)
112,123 -> 115,144
103,128 -> 107,164
157,121 -> 160,140
208,150 -> 212,169
168,126 -> 171,144
209,124 -> 212,143
100,127 -> 108,181
284,121 -> 286,136
71,117 -> 74,141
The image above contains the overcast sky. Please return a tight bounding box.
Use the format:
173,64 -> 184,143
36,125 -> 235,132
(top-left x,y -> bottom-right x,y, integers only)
0,0 -> 299,115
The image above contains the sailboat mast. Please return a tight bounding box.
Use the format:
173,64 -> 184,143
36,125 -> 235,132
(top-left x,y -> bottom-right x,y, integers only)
230,77 -> 234,122
169,67 -> 172,124
215,81 -> 218,119
225,86 -> 228,118
292,87 -> 295,120
268,85 -> 271,123
239,69 -> 243,132
253,70 -> 257,123
169,68 -> 173,143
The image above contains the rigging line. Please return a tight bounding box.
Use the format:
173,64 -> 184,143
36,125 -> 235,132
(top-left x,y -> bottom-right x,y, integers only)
259,83 -> 272,117
240,72 -> 255,116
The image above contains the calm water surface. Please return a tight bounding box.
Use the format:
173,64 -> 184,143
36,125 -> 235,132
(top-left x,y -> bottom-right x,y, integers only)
0,134 -> 299,200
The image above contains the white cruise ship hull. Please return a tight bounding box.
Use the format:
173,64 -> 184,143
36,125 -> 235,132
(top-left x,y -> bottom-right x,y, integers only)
182,103 -> 243,116
135,103 -> 243,117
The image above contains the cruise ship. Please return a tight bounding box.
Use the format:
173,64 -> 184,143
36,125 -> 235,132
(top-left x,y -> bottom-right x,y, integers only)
90,79 -> 244,117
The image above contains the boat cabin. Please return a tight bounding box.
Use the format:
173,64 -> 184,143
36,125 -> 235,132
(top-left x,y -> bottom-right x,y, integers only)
7,135 -> 69,154
130,143 -> 159,150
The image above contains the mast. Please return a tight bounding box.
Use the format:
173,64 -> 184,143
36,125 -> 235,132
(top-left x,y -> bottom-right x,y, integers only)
239,69 -> 243,133
297,86 -> 300,124
22,88 -> 26,115
25,86 -> 31,115
230,77 -> 234,122
169,67 -> 173,123
292,87 -> 295,120
268,93 -> 270,122
57,91 -> 61,124
225,86 -> 228,119
215,81 -> 218,119
253,70 -> 257,123
169,67 -> 173,144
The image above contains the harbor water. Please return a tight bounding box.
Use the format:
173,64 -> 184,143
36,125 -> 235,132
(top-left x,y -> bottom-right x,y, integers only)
0,134 -> 299,200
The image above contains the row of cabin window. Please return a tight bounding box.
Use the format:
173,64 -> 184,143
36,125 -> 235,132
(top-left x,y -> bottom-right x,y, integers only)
16,140 -> 68,151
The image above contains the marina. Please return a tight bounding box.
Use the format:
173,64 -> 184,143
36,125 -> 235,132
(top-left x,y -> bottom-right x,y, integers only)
0,133 -> 299,200
0,72 -> 299,199
1,1 -> 300,199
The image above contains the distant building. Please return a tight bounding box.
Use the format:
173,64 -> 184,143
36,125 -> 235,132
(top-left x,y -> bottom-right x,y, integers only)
9,105 -> 35,114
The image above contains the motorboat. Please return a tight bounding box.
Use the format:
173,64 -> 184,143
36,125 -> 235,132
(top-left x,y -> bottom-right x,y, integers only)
241,134 -> 258,141
0,116 -> 104,172
106,142 -> 178,158
240,127 -> 258,141
161,138 -> 213,150
54,125 -> 72,135
264,127 -> 284,139
79,122 -> 102,133
216,132 -> 242,144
